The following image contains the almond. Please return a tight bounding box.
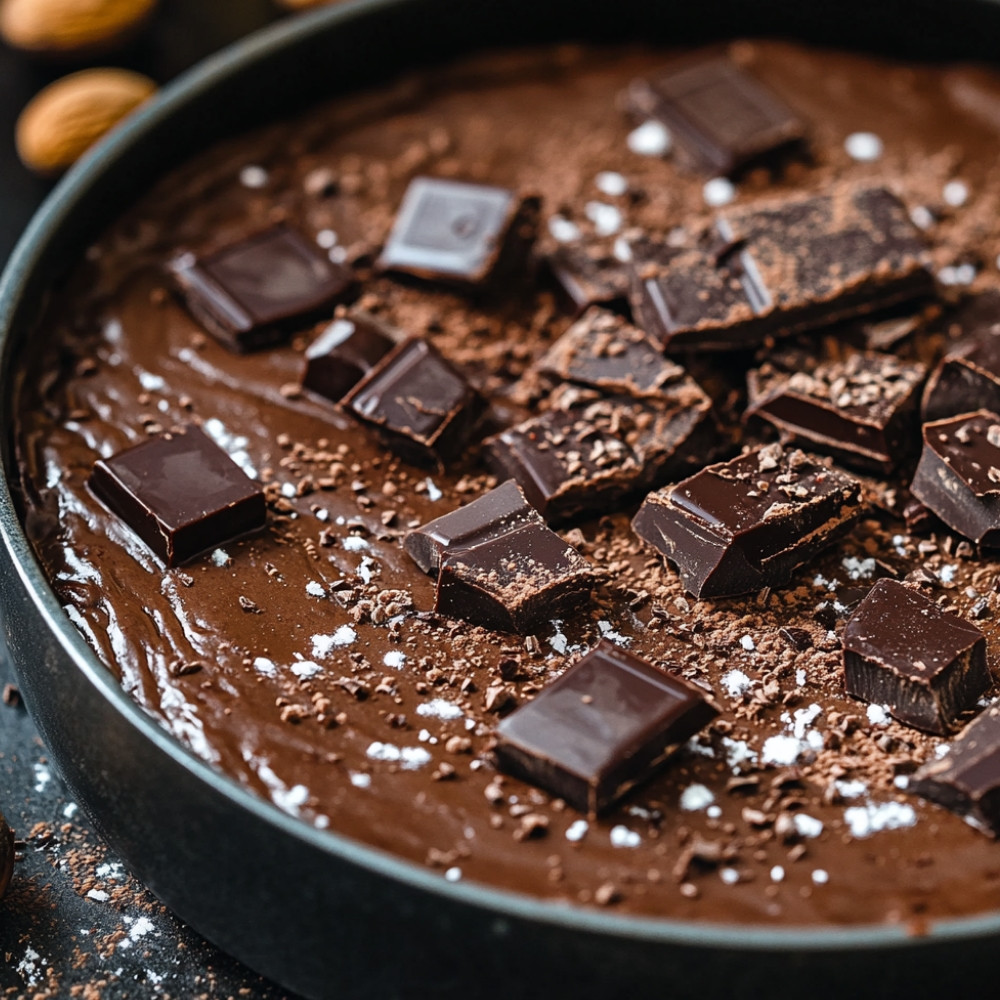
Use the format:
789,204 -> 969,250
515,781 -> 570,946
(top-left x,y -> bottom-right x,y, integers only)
0,0 -> 157,56
16,68 -> 156,177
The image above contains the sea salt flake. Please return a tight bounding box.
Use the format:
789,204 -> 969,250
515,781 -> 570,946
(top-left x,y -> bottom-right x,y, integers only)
739,634 -> 755,652
138,370 -> 166,392
316,228 -> 338,248
253,657 -> 277,676
384,650 -> 406,669
795,669 -> 807,687
842,555 -> 875,580
793,813 -> 824,838
792,703 -> 822,740
627,119 -> 672,156
943,180 -> 969,207
87,889 -> 109,902
680,783 -> 715,811
585,201 -> 623,236
703,177 -> 736,207
566,819 -> 589,842
290,660 -> 322,679
349,771 -> 371,788
416,698 -> 464,721
306,580 -> 326,598
844,131 -> 883,161
812,869 -> 830,885
721,669 -> 752,698
343,535 -> 370,552
866,704 -> 890,726
595,171 -> 628,196
548,215 -> 582,243
761,734 -> 804,766
910,205 -> 935,230
719,867 -> 741,885
239,164 -> 268,188
211,548 -> 230,567
444,867 -> 462,883
844,801 -> 917,838
834,779 -> 867,800
425,477 -> 443,502
770,865 -> 785,882
609,825 -> 641,848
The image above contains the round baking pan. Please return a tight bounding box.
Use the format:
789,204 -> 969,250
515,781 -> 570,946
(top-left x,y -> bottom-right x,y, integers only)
4,1 -> 1000,997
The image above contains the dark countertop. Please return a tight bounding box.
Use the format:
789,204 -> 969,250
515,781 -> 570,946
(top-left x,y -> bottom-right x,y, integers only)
0,3 -> 303,996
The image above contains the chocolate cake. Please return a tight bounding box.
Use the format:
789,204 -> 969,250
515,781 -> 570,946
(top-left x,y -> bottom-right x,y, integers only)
13,39 -> 1000,929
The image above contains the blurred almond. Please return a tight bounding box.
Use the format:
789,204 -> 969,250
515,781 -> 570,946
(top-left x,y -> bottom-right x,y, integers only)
0,0 -> 157,56
16,67 -> 156,176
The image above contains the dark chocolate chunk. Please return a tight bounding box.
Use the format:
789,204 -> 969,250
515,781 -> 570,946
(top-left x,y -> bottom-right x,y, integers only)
169,225 -> 354,352
378,176 -> 539,286
88,426 -> 266,567
547,241 -> 631,315
437,518 -> 597,634
629,185 -> 932,352
0,807 -> 12,901
342,336 -> 485,470
301,311 -> 397,403
404,479 -> 539,575
921,292 -> 1000,422
746,351 -> 927,472
484,382 -> 713,523
632,443 -> 864,598
910,410 -> 1000,546
495,640 -> 718,815
911,700 -> 1000,836
535,307 -> 689,398
624,57 -> 806,176
842,578 -> 990,735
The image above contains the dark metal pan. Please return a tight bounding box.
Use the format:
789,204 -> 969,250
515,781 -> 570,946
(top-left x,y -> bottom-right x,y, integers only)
4,1 -> 1000,996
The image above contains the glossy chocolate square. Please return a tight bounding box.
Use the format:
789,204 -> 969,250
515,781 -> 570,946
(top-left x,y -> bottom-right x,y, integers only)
301,311 -> 397,403
88,426 -> 266,566
170,225 -> 354,352
495,640 -> 718,815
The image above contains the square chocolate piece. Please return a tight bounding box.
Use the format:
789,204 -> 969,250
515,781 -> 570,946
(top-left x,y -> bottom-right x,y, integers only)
910,410 -> 1000,546
629,185 -> 932,352
632,444 -> 864,598
301,311 -> 397,403
921,291 -> 1000,423
746,351 -> 927,472
342,336 -> 485,470
842,578 -> 990,735
547,242 -> 631,316
911,700 -> 1000,836
169,225 -> 354,352
624,57 -> 806,176
377,177 -> 538,286
495,640 -> 718,815
88,426 -> 266,567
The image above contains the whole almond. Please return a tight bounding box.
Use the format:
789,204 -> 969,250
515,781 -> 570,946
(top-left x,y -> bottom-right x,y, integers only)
0,0 -> 157,56
16,68 -> 156,177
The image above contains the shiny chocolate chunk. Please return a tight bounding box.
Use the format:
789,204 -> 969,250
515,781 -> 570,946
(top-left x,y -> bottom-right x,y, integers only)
484,384 -> 713,524
169,225 -> 354,352
632,444 -> 864,598
342,336 -> 485,470
629,185 -> 932,352
624,57 -> 806,176
536,307 -> 688,398
746,351 -> 927,472
0,807 -> 13,901
911,700 -> 1000,836
378,176 -> 538,286
842,578 -> 989,735
301,311 -> 397,402
404,479 -> 540,575
548,241 -> 630,315
910,410 -> 1000,546
88,426 -> 266,567
922,292 -> 1000,422
495,640 -> 718,815
437,518 -> 596,634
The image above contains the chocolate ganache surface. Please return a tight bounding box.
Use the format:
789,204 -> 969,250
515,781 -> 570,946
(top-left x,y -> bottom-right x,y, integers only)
13,40 -> 1000,927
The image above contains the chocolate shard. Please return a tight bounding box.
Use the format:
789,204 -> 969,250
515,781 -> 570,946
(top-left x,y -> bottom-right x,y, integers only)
632,443 -> 864,598
404,479 -> 540,575
746,351 -> 927,473
911,700 -> 1000,836
495,640 -> 718,815
547,241 -> 631,316
437,518 -> 597,634
88,426 -> 266,567
842,578 -> 990,735
342,336 -> 485,470
623,56 -> 807,176
921,291 -> 1000,423
483,382 -> 713,524
169,225 -> 354,352
377,176 -> 539,287
629,185 -> 932,352
910,409 -> 1000,546
535,307 -> 688,398
301,311 -> 398,403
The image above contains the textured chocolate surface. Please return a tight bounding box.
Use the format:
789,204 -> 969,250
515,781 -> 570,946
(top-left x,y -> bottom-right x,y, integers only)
16,41 -> 1000,929
547,241 -> 631,316
301,310 -> 397,403
88,426 -> 266,567
747,351 -> 927,472
343,336 -> 484,469
630,185 -> 932,352
169,224 -> 354,352
624,56 -> 806,176
911,410 -> 1000,546
843,579 -> 990,735
633,445 -> 864,598
912,701 -> 1000,837
495,641 -> 718,815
